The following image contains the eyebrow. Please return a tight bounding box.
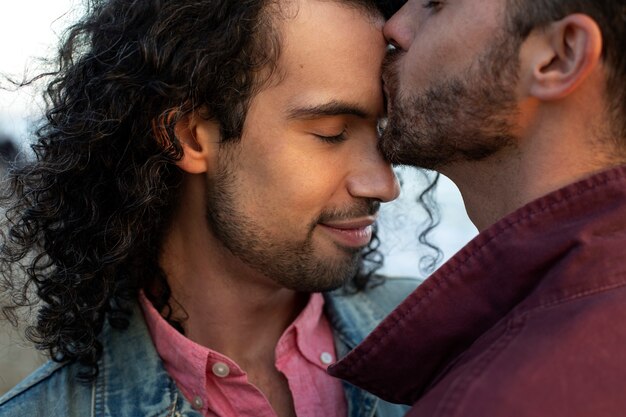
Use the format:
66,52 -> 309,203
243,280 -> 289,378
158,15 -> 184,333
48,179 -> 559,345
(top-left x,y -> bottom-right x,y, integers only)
285,100 -> 370,120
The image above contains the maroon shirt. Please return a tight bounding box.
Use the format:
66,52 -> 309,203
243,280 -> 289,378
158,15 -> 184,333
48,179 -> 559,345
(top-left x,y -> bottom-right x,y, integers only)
330,165 -> 626,416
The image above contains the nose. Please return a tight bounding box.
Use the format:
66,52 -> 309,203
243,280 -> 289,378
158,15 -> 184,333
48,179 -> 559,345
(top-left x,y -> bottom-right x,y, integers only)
347,143 -> 401,203
383,1 -> 414,52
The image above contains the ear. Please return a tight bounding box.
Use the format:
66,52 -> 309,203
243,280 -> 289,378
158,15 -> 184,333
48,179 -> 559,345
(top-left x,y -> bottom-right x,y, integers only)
524,14 -> 603,101
174,112 -> 221,174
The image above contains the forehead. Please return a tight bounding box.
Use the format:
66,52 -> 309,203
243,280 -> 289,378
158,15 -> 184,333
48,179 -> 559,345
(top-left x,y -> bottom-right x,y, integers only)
266,0 -> 386,115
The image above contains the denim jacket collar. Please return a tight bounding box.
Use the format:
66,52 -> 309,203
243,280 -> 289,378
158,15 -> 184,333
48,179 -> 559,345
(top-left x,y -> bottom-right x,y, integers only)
1,282 -> 412,417
86,292 -> 381,417
325,288 -> 403,417
93,303 -> 202,417
106,291 -> 394,417
94,289 -> 400,417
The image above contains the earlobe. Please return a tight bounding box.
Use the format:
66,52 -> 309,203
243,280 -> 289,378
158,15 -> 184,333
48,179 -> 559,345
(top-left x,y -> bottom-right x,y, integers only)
174,112 -> 221,174
527,14 -> 603,101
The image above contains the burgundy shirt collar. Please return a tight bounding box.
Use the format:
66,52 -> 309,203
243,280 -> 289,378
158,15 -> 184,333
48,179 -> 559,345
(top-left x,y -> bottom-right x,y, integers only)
329,165 -> 626,404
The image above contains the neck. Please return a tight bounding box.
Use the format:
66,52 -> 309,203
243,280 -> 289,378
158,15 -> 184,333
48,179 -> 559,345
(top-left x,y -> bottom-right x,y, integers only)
158,175 -> 305,367
443,104 -> 623,231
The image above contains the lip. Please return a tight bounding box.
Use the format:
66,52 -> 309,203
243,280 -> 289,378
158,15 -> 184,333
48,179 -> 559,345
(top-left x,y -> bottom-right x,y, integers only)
318,217 -> 376,248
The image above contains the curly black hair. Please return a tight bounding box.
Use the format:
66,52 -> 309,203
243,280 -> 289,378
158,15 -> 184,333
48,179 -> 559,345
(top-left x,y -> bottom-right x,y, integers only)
0,0 -> 438,381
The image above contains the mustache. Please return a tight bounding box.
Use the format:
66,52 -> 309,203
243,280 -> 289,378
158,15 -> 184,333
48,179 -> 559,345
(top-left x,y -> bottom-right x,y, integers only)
381,48 -> 402,117
382,48 -> 402,87
316,199 -> 381,224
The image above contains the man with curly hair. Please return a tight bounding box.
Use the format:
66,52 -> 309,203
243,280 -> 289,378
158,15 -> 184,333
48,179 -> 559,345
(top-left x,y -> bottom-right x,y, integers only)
0,0 -> 419,416
329,0 -> 626,416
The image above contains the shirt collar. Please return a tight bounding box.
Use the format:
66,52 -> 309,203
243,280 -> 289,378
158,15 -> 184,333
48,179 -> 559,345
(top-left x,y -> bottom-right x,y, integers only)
330,164 -> 626,404
139,290 -> 332,404
277,293 -> 336,370
97,300 -> 203,417
139,291 -> 213,404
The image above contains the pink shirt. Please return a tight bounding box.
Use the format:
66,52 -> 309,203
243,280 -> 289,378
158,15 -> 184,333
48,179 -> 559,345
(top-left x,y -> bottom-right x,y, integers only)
139,292 -> 347,417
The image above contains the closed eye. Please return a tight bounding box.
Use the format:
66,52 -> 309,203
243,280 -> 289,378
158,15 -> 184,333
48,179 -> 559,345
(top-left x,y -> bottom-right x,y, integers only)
314,132 -> 347,144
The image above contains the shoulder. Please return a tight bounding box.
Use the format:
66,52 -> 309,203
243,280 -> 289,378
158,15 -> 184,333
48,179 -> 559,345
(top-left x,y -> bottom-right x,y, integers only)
430,286 -> 626,417
0,360 -> 91,416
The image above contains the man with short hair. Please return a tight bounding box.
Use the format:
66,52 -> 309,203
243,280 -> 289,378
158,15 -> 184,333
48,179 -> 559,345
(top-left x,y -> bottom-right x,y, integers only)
0,0 -> 416,416
330,0 -> 626,415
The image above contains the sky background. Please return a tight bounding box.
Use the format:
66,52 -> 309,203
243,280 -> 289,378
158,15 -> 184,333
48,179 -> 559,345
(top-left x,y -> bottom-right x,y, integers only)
0,0 -> 478,278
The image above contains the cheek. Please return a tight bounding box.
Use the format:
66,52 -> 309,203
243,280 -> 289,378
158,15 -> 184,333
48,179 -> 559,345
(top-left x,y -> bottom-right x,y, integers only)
400,29 -> 470,91
236,145 -> 342,220
269,159 -> 342,212
399,45 -> 440,93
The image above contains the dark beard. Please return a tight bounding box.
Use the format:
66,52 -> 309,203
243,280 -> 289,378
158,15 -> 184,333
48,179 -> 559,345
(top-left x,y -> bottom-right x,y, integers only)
204,151 -> 379,292
379,34 -> 523,170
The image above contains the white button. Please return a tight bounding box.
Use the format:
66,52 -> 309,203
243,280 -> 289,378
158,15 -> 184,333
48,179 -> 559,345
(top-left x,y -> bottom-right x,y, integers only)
320,352 -> 334,365
212,362 -> 230,377
192,396 -> 204,410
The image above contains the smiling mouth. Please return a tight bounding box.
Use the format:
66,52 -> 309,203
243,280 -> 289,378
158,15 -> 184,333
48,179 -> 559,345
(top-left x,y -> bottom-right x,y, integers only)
318,217 -> 376,249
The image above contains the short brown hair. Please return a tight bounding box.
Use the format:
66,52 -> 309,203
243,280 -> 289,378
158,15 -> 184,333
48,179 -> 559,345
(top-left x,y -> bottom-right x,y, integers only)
506,0 -> 626,145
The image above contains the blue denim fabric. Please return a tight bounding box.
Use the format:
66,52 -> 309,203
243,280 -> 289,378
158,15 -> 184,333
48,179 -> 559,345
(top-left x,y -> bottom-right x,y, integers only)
325,278 -> 419,417
0,277 -> 419,417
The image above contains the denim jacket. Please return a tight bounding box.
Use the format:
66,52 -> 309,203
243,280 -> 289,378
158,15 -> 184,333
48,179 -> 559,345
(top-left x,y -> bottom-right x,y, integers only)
0,277 -> 418,417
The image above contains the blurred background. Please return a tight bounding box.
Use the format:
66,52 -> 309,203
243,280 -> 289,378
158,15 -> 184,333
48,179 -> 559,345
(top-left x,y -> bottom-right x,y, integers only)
0,0 -> 478,396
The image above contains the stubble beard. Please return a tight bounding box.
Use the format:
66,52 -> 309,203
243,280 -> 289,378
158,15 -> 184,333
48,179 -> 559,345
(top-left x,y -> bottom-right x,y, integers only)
204,151 -> 376,293
379,33 -> 523,170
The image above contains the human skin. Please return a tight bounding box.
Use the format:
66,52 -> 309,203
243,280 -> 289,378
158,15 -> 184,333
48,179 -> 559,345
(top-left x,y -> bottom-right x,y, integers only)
159,0 -> 399,415
380,0 -> 610,230
379,0 -> 521,170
